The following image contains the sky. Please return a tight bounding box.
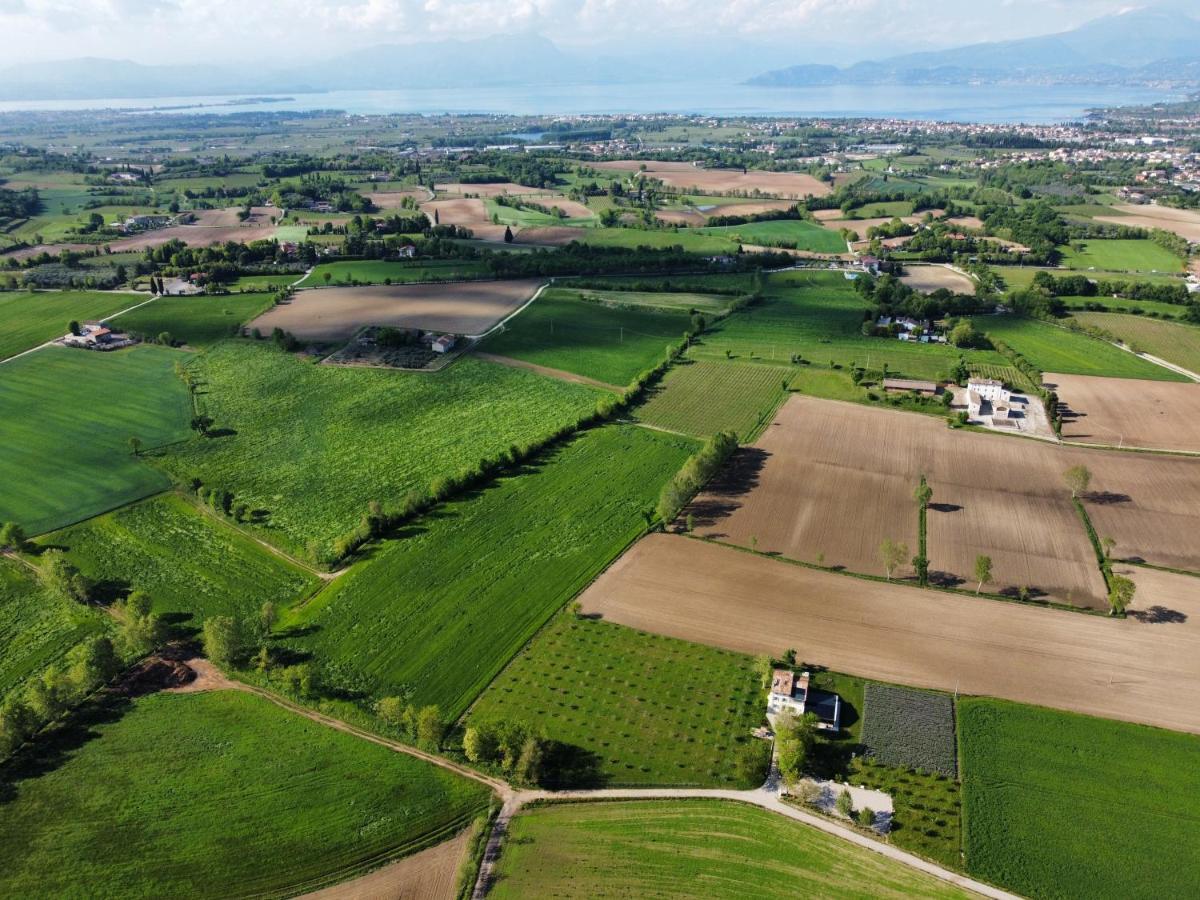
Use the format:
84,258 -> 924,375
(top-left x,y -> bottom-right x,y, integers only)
0,0 -> 1180,65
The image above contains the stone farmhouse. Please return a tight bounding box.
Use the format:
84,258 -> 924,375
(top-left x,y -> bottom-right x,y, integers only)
768,669 -> 842,732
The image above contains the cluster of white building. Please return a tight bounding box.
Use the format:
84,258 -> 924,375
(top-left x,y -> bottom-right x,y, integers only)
966,377 -> 1027,428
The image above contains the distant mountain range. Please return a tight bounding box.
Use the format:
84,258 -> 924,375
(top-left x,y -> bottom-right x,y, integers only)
748,9 -> 1200,89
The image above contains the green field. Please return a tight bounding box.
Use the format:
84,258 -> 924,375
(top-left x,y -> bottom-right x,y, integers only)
0,290 -> 141,361
960,698 -> 1200,899
0,557 -> 107,700
307,258 -> 491,285
634,360 -> 791,438
482,288 -> 694,386
0,345 -> 192,535
0,690 -> 490,898
996,266 -> 1186,291
697,219 -> 848,253
551,286 -> 733,313
225,273 -> 304,291
158,343 -> 603,557
1061,296 -> 1187,317
689,270 -> 1007,381
1059,239 -> 1185,274
114,293 -> 275,347
282,425 -> 694,719
468,616 -> 764,787
1070,312 -> 1200,375
574,227 -> 738,254
44,493 -> 318,624
490,800 -> 968,899
969,315 -> 1187,381
846,200 -> 915,219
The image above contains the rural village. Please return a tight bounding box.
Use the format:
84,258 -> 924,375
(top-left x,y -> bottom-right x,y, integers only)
1,68 -> 1200,900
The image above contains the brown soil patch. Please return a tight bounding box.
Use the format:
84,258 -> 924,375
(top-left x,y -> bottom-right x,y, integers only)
579,534 -> 1200,734
688,396 -> 1115,606
1095,203 -> 1200,243
108,208 -> 280,252
512,226 -> 584,246
654,209 -> 707,227
818,216 -> 921,237
1121,566 -> 1200,625
299,829 -> 470,900
594,160 -> 831,199
166,657 -> 243,694
946,215 -> 985,230
1047,372 -> 1200,453
1,242 -> 91,261
366,189 -> 432,209
900,266 -> 976,294
435,182 -> 557,198
250,279 -> 542,340
419,198 -> 508,241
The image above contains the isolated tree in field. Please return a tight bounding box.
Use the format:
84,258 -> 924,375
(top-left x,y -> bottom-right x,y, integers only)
974,555 -> 993,594
913,477 -> 932,506
128,435 -> 142,457
514,734 -> 546,787
37,550 -> 89,604
754,654 -> 773,690
202,615 -> 246,667
0,521 -> 27,551
416,705 -> 444,750
503,225 -> 514,243
67,319 -> 81,336
323,271 -> 332,285
260,601 -> 276,635
1107,574 -> 1136,617
190,414 -> 214,436
836,788 -> 854,818
1063,464 -> 1091,499
879,538 -> 908,581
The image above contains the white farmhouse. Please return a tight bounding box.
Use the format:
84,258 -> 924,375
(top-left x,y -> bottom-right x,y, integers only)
966,377 -> 1029,428
768,669 -> 841,731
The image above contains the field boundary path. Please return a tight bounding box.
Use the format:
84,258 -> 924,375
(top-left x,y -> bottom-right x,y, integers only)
473,351 -> 623,392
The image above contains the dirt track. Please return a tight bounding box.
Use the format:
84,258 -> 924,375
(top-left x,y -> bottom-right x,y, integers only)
249,279 -> 543,339
579,533 -> 1200,734
1047,372 -> 1200,453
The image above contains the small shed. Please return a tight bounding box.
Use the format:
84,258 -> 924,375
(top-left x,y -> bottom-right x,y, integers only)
882,378 -> 938,395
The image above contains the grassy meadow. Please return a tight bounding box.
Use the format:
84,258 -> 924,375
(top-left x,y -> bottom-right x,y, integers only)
697,219 -> 848,253
970,315 -> 1186,381
114,292 -> 275,347
1070,312 -> 1200,374
490,800 -> 969,899
0,691 -> 490,899
43,493 -> 319,625
0,345 -> 192,535
1059,239 -> 1185,273
482,288 -> 695,385
0,290 -> 140,360
574,227 -> 739,254
468,615 -> 764,787
306,258 -> 491,286
158,343 -> 603,558
282,425 -> 695,719
960,698 -> 1200,899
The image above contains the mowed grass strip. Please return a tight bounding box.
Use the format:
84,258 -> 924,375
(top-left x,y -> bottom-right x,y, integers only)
490,800 -> 970,899
970,315 -> 1186,381
482,288 -> 694,386
1071,312 -> 1200,375
44,493 -> 318,624
0,557 -> 107,699
960,697 -> 1200,900
284,425 -> 695,718
1059,239 -> 1185,273
697,218 -> 848,253
114,292 -> 275,347
158,342 -> 603,557
308,258 -> 491,285
468,616 -> 763,787
0,290 -> 140,360
634,360 -> 791,439
0,691 -> 491,899
0,345 -> 192,535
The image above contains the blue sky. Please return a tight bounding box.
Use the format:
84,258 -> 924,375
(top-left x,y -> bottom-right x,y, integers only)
0,0 -> 1175,65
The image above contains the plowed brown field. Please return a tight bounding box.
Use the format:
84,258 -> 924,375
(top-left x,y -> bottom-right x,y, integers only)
594,161 -> 832,199
299,828 -> 469,900
579,534 -> 1200,734
1047,372 -> 1200,453
248,279 -> 542,339
420,199 -> 508,241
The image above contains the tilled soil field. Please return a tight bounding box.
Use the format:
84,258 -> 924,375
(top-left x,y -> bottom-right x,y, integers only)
1047,372 -> 1200,453
249,279 -> 543,340
579,534 -> 1200,734
594,160 -> 832,199
899,265 -> 977,295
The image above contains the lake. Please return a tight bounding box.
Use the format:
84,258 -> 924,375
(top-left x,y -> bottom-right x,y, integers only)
0,81 -> 1182,124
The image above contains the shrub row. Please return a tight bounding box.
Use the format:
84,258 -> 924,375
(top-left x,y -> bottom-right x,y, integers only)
656,430 -> 739,525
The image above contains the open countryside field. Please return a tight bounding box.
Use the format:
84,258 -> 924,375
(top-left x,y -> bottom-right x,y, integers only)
594,160 -> 833,199
0,290 -> 143,360
1070,311 -> 1200,375
1059,238 -> 1185,273
997,266 -> 1186,291
302,829 -> 472,900
114,292 -> 275,347
468,615 -> 764,787
106,207 -> 281,252
970,314 -> 1184,381
899,265 -> 976,295
420,198 -> 508,241
1047,372 -> 1200,452
579,534 -> 1200,733
693,270 -> 1007,381
960,698 -> 1200,900
158,343 -> 602,558
308,258 -> 491,286
633,360 -> 792,439
697,219 -> 847,253
0,345 -> 192,535
0,557 -> 107,700
490,800 -> 968,900
44,493 -> 318,623
0,690 -> 490,899
1093,202 -> 1200,242
690,396 -> 1107,605
481,287 -> 694,386
250,279 -> 542,340
281,425 -> 694,718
